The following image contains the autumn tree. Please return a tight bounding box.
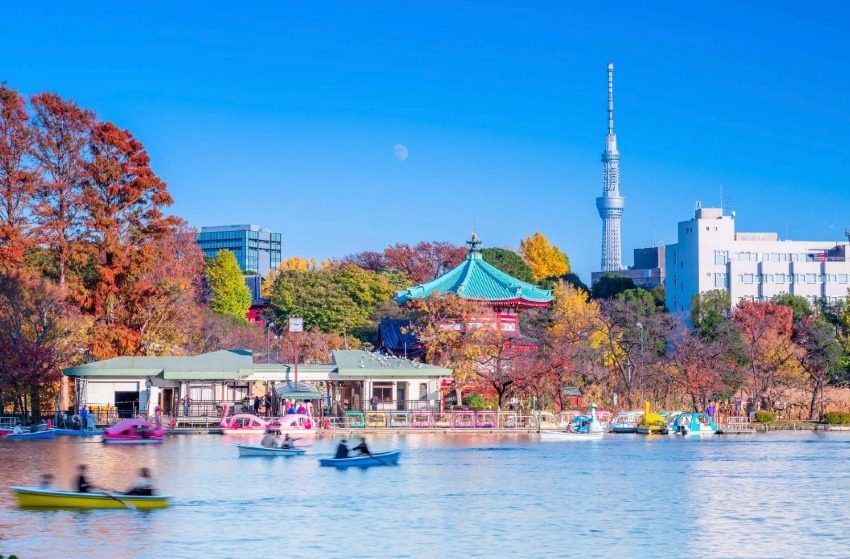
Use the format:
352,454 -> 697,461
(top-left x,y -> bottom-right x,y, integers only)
0,85 -> 35,270
519,232 -> 569,281
732,301 -> 799,412
668,326 -> 740,411
30,92 -> 94,288
206,250 -> 252,323
0,273 -> 77,423
538,281 -> 609,410
383,241 -> 466,284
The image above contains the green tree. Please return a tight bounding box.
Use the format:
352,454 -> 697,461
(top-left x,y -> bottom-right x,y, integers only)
591,274 -> 636,300
480,247 -> 534,283
690,290 -> 731,341
267,263 -> 395,338
771,293 -> 813,323
205,250 -> 251,323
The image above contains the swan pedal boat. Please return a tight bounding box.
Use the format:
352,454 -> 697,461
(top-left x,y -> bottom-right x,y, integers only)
11,486 -> 170,509
102,418 -> 164,444
237,444 -> 306,457
319,450 -> 401,468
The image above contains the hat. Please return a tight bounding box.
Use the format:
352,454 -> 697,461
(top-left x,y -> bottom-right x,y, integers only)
341,439 -> 347,443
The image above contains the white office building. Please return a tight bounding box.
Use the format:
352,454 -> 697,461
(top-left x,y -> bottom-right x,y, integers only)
666,205 -> 850,317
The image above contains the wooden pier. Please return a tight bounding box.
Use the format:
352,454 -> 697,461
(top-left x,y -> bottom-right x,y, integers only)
716,416 -> 756,434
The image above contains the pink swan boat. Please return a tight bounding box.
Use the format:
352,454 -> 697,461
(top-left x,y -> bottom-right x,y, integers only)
219,402 -> 270,435
265,413 -> 316,434
102,415 -> 164,444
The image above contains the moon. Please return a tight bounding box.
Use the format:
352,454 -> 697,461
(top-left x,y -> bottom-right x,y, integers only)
393,144 -> 409,161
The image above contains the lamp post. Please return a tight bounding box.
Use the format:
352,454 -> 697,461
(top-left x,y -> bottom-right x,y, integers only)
636,322 -> 644,355
289,317 -> 304,385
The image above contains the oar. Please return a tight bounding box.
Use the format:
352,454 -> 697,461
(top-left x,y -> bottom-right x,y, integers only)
98,489 -> 137,510
365,450 -> 391,466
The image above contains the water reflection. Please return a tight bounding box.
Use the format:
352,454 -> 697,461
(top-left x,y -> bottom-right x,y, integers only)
2,432 -> 850,558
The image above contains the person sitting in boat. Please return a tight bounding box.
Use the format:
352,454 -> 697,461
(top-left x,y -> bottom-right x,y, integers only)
335,439 -> 350,459
134,424 -> 152,438
279,434 -> 295,449
287,402 -> 297,415
261,432 -> 279,448
125,467 -> 155,496
351,437 -> 370,456
76,464 -> 93,493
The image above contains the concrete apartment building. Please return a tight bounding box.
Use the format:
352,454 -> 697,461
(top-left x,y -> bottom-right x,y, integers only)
666,205 -> 850,317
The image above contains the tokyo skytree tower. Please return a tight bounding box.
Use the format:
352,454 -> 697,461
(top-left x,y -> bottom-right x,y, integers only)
595,63 -> 625,271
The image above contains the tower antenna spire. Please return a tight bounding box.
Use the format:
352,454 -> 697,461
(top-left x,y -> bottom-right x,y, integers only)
607,63 -> 614,135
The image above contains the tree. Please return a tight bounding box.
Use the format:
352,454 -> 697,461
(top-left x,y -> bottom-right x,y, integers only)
30,92 -> 94,288
541,282 -> 609,410
83,120 -> 178,319
668,327 -> 738,410
591,274 -> 636,300
267,263 -> 396,337
383,241 -> 466,284
771,293 -> 814,324
519,232 -> 569,281
480,247 -> 534,284
793,317 -> 841,420
732,301 -> 800,412
690,290 -> 731,340
0,273 -> 77,423
0,85 -> 36,270
339,250 -> 386,272
205,250 -> 251,323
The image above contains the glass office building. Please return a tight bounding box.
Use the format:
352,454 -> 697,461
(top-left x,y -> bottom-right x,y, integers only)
197,225 -> 282,278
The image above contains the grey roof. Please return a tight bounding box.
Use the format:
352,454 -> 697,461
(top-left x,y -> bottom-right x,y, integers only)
332,350 -> 451,377
64,350 -> 254,379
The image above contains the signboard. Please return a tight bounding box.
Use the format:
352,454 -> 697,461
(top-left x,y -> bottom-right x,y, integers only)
289,317 -> 304,332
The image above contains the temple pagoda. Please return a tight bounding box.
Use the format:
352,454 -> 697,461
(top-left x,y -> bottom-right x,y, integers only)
394,233 -> 553,333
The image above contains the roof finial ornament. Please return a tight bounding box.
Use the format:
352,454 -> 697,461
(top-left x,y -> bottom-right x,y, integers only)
467,231 -> 482,253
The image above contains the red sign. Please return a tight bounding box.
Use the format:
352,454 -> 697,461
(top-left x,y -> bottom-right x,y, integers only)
440,378 -> 455,387
818,253 -> 826,262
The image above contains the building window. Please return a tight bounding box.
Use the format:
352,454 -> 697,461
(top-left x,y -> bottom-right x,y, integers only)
763,274 -> 773,284
419,383 -> 428,400
742,274 -> 754,284
715,274 -> 727,288
838,274 -> 848,283
714,251 -> 727,265
805,274 -> 817,283
372,382 -> 393,403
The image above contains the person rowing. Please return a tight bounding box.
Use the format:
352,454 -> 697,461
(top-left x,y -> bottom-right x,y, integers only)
278,433 -> 297,449
351,436 -> 371,456
124,467 -> 156,496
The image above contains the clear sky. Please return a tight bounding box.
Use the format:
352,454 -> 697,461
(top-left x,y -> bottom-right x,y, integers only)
2,1 -> 848,282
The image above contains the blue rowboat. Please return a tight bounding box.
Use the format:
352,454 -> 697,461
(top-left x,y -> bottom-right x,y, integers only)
319,450 -> 401,468
51,428 -> 103,437
4,430 -> 57,440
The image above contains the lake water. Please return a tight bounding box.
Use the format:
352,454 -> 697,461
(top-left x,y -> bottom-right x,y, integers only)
1,431 -> 849,558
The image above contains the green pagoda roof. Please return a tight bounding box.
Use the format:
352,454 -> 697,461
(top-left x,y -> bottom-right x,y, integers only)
395,234 -> 553,307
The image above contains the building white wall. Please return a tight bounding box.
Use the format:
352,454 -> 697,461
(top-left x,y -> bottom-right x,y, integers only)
666,206 -> 850,317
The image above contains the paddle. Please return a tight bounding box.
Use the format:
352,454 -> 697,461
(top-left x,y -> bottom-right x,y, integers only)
98,488 -> 137,510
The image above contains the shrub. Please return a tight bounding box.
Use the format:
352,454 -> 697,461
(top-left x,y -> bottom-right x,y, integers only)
462,393 -> 490,411
824,411 -> 850,424
754,411 -> 775,423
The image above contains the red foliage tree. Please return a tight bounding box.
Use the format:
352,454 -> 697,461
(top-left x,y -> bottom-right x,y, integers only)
0,85 -> 36,270
383,241 -> 466,284
30,92 -> 94,289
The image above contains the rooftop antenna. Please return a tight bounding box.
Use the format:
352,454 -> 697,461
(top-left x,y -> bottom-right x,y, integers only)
845,227 -> 850,243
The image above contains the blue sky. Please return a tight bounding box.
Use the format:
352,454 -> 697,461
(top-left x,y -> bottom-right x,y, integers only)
2,1 -> 848,282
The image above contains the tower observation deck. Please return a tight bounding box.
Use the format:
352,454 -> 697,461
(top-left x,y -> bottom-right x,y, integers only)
596,63 -> 625,271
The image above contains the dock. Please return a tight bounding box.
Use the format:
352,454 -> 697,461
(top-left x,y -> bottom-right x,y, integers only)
716,417 -> 756,434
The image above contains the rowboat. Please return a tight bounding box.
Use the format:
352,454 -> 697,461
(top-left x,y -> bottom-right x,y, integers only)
237,444 -> 306,457
539,429 -> 604,441
11,486 -> 170,509
51,428 -> 103,437
4,429 -> 57,440
319,450 -> 401,468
